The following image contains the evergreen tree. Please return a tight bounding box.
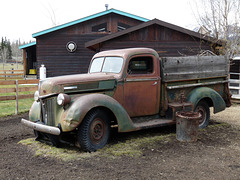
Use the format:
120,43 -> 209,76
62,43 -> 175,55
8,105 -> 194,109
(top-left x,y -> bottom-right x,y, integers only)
7,40 -> 12,59
0,37 -> 5,49
0,37 -> 13,62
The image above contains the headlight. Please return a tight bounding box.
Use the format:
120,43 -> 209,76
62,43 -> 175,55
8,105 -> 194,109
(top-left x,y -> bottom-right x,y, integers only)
57,93 -> 71,106
34,91 -> 40,101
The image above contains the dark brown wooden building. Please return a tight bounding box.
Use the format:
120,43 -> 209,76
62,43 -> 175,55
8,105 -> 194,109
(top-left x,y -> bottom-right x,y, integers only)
20,9 -> 222,78
20,9 -> 148,77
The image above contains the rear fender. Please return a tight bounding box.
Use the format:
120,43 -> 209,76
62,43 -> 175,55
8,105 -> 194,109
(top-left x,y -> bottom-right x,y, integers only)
187,87 -> 226,113
61,94 -> 134,132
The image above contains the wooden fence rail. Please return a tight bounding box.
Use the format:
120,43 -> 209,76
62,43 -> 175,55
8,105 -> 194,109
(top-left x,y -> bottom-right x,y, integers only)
0,70 -> 24,80
0,79 -> 39,114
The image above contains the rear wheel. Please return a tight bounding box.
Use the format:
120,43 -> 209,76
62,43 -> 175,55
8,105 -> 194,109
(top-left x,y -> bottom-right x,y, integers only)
194,100 -> 210,129
78,109 -> 110,152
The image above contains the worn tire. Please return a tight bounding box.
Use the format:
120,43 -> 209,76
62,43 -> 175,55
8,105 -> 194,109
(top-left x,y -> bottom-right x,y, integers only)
78,109 -> 110,152
194,100 -> 210,129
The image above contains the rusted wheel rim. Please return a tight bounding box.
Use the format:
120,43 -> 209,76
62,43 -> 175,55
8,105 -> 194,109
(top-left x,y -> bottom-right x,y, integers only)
90,118 -> 106,144
195,106 -> 206,125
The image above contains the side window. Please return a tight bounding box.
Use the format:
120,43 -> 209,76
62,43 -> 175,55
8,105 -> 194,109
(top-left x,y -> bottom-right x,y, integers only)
117,22 -> 131,31
92,23 -> 107,32
127,56 -> 153,75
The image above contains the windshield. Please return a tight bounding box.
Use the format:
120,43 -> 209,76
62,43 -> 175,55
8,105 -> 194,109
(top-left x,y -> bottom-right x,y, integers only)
89,57 -> 124,73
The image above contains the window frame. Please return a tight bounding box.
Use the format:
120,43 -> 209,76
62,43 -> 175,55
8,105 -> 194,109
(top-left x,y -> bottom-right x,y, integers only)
92,22 -> 108,32
126,55 -> 154,76
89,56 -> 124,74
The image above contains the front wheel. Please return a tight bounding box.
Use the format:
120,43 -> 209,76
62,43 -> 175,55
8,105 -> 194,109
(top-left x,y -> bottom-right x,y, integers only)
78,109 -> 110,152
194,101 -> 210,129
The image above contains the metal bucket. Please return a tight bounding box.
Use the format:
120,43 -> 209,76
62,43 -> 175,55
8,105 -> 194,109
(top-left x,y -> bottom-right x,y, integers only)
176,111 -> 202,142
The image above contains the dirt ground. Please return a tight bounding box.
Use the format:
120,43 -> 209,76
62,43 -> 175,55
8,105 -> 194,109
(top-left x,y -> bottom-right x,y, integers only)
0,105 -> 240,180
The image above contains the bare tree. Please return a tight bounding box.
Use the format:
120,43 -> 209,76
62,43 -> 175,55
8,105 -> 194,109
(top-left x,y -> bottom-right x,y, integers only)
192,0 -> 240,57
42,2 -> 59,27
11,40 -> 22,69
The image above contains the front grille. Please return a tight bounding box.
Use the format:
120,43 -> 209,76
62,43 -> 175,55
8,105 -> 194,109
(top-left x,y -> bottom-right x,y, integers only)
41,97 -> 56,126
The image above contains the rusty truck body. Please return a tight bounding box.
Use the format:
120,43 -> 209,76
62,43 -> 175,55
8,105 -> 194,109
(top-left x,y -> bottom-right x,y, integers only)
21,48 -> 231,152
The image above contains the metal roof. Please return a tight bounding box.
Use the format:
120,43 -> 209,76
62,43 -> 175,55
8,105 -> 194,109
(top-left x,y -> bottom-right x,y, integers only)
19,42 -> 36,49
32,8 -> 149,38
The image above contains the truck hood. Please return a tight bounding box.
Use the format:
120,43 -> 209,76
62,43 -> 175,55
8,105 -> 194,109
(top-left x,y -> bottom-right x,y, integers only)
39,73 -> 117,96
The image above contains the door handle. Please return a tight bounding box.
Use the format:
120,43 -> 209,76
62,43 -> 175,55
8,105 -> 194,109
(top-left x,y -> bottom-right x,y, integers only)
152,82 -> 157,86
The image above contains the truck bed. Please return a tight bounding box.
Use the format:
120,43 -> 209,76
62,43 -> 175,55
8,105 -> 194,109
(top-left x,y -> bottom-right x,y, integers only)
161,56 -> 229,82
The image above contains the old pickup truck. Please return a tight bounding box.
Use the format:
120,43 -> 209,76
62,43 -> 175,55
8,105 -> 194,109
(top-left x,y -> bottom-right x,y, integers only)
21,48 -> 231,152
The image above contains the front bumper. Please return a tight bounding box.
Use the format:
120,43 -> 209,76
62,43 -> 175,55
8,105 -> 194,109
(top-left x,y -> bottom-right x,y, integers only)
21,119 -> 61,136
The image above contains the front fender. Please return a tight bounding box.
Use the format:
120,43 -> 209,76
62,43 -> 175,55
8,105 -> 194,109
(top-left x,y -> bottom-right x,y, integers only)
187,87 -> 226,114
61,94 -> 134,132
29,101 -> 41,122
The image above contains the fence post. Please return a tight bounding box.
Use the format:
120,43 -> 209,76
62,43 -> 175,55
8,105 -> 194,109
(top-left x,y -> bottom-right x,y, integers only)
16,80 -> 18,114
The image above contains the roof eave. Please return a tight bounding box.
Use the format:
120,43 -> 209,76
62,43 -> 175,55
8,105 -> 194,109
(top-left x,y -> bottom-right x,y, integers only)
19,42 -> 36,49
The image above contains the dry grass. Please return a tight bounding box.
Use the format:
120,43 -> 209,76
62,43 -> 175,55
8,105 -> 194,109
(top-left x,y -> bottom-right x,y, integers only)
211,103 -> 240,127
18,138 -> 97,161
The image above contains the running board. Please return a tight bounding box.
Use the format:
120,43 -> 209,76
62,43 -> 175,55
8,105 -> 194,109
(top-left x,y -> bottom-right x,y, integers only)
134,119 -> 175,130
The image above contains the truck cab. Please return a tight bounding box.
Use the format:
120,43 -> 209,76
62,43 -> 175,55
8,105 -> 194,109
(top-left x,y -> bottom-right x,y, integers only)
90,48 -> 161,117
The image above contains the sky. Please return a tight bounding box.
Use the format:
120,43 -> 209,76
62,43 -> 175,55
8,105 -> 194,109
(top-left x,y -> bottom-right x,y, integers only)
0,0 -> 198,42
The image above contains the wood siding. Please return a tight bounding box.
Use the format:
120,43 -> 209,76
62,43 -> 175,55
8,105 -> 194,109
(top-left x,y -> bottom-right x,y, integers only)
99,24 -> 213,57
37,33 -> 105,77
36,13 -> 143,77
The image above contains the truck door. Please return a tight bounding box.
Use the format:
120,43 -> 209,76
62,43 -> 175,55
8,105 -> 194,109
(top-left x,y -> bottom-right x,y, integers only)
123,55 -> 160,117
